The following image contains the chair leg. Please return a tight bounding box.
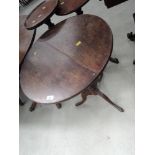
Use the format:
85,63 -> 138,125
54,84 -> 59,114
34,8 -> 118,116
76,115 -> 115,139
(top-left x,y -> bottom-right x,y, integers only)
75,77 -> 124,112
96,88 -> 124,112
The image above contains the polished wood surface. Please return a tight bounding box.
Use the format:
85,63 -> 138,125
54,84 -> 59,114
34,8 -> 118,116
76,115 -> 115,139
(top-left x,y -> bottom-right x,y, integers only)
25,0 -> 58,30
20,14 -> 113,104
19,15 -> 36,65
56,0 -> 89,15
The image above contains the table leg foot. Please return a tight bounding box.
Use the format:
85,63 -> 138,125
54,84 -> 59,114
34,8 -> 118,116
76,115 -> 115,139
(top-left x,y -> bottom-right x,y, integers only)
45,19 -> 55,29
109,57 -> 119,64
29,102 -> 37,112
56,103 -> 62,109
76,8 -> 83,15
91,82 -> 124,112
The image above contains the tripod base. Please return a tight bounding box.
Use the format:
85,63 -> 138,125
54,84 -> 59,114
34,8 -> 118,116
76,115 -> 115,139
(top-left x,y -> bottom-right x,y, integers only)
75,74 -> 124,112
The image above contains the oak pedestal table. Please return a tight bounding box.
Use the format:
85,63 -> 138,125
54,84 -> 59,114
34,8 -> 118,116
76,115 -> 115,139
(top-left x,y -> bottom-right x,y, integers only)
19,15 -> 36,105
56,0 -> 89,15
25,0 -> 58,30
20,14 -> 124,112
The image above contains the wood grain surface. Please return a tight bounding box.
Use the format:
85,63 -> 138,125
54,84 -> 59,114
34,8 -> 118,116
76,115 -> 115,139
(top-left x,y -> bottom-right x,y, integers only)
20,14 -> 113,104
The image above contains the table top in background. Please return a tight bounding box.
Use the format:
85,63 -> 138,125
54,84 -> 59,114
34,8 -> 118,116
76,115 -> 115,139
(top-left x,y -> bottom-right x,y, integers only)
25,0 -> 58,30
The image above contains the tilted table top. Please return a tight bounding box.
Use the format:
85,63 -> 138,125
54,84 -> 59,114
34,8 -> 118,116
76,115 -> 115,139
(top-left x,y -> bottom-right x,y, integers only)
20,14 -> 113,104
25,0 -> 58,30
56,0 -> 89,15
19,15 -> 36,65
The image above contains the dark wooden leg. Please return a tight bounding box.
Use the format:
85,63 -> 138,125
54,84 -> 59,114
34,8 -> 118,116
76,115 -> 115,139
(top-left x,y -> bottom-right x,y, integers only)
90,81 -> 124,112
127,32 -> 135,41
76,8 -> 83,15
19,98 -> 25,106
133,60 -> 135,65
95,88 -> 124,112
44,19 -> 55,29
20,0 -> 25,6
75,77 -> 124,112
56,103 -> 62,109
75,92 -> 87,106
109,57 -> 119,64
29,102 -> 37,112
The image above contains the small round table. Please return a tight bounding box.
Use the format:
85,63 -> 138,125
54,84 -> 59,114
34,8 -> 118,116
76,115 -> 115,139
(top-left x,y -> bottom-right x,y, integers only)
25,0 -> 58,30
19,15 -> 36,65
56,0 -> 89,15
20,14 -> 124,112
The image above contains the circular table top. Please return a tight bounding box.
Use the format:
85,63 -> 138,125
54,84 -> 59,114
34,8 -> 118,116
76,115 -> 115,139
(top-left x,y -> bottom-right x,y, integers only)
19,15 -> 36,65
20,14 -> 113,104
56,0 -> 89,15
25,0 -> 58,30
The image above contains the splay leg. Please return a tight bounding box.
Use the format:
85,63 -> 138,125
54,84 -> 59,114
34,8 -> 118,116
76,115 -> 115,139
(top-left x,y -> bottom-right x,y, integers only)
75,79 -> 124,112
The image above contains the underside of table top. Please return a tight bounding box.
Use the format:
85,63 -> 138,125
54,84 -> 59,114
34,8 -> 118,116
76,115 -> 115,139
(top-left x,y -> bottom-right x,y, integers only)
20,14 -> 113,104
